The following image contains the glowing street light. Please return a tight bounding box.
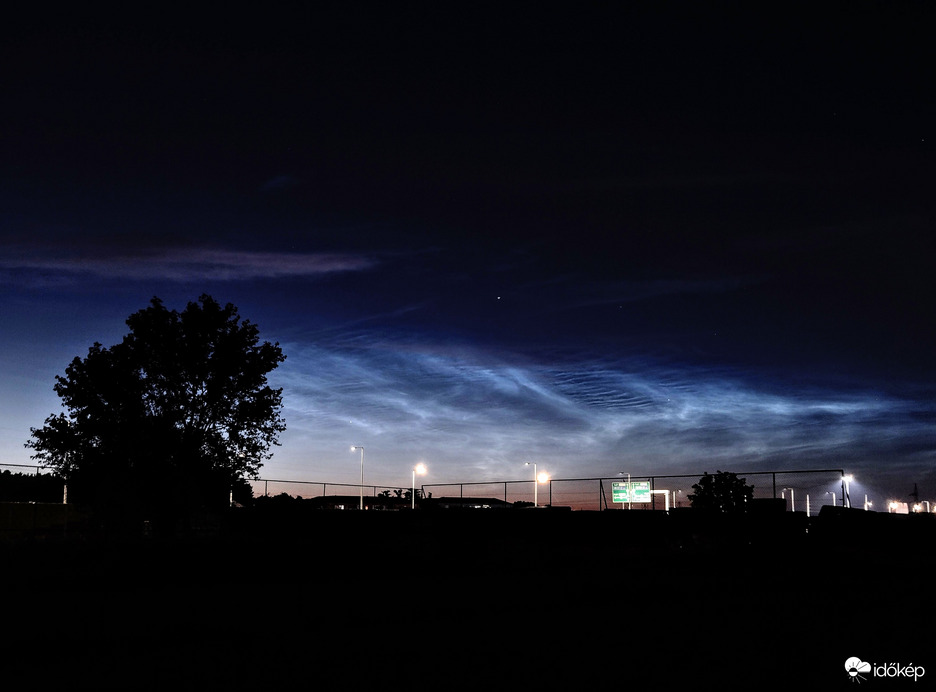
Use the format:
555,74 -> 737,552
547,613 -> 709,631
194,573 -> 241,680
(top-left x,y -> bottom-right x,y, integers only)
525,462 -> 548,507
843,474 -> 854,508
412,463 -> 427,509
351,445 -> 364,510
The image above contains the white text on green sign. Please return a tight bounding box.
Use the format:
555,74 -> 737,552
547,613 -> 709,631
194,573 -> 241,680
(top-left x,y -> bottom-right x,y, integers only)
611,481 -> 651,503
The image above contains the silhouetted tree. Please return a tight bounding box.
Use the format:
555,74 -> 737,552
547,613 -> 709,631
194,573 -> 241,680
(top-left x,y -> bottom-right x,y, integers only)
688,471 -> 754,513
26,295 -> 285,533
255,492 -> 301,506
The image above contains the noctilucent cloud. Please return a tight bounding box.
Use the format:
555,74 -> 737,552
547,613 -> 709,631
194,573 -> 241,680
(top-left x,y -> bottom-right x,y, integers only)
2,4 -> 934,507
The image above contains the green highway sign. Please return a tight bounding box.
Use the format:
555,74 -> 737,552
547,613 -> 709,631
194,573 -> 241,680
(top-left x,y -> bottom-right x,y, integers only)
611,481 -> 651,503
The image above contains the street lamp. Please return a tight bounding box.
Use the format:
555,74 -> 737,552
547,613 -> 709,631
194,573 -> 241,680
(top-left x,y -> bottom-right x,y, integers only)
412,463 -> 427,509
525,462 -> 548,507
618,472 -> 632,510
783,487 -> 795,512
537,471 -> 550,505
351,446 -> 364,510
826,491 -> 836,507
525,462 -> 537,507
843,474 -> 853,508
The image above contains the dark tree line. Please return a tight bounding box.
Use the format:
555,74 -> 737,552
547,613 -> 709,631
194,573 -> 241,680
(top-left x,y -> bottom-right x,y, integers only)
0,470 -> 65,503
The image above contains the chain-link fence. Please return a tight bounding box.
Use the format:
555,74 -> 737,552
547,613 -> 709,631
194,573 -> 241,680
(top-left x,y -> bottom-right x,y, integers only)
245,478 -> 423,507
0,463 -> 66,503
423,469 -> 849,513
0,463 -> 45,475
2,462 -> 851,514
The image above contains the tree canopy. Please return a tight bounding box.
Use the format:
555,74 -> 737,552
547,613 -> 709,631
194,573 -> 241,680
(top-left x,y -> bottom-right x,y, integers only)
688,471 -> 754,513
26,295 -> 285,530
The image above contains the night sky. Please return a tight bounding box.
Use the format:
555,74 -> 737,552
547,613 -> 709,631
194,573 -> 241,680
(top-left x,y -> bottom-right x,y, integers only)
2,3 -> 934,507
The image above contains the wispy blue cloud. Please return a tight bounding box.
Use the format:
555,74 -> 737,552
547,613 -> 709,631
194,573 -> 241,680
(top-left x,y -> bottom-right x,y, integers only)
266,329 -> 936,501
0,246 -> 376,283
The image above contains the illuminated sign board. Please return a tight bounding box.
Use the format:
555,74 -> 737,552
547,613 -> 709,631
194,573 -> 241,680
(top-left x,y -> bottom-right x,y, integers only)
612,481 -> 651,503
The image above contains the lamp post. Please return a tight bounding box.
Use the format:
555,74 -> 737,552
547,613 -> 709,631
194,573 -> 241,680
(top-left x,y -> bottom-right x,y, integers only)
525,462 -> 548,507
843,474 -> 853,509
351,446 -> 364,510
525,462 -> 538,507
537,470 -> 550,506
412,463 -> 427,509
618,472 -> 632,510
826,491 -> 836,507
783,487 -> 795,512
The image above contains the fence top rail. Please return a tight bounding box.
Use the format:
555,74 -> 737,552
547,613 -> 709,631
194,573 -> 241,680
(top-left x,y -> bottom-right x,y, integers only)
423,469 -> 846,487
252,479 -> 414,491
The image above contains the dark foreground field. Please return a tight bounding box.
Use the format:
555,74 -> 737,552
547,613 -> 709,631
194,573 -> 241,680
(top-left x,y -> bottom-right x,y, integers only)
2,507 -> 934,689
